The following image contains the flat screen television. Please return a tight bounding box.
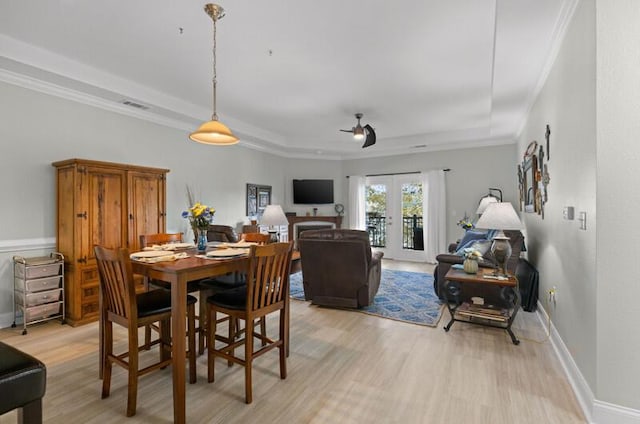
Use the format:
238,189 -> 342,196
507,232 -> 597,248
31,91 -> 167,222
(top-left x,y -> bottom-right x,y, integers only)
293,179 -> 334,204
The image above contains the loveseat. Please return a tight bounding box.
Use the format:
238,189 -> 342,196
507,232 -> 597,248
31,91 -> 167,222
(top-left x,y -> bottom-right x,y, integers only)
433,229 -> 525,301
297,229 -> 383,308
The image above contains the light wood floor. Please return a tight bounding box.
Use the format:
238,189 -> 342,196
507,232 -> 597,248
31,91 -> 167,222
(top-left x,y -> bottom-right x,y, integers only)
0,259 -> 585,423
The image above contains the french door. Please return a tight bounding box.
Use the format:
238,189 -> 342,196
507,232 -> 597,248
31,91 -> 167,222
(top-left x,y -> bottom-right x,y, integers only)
365,174 -> 425,261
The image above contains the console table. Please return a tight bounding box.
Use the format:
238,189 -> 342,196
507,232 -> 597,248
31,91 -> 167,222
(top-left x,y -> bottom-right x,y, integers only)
287,215 -> 342,242
443,268 -> 521,345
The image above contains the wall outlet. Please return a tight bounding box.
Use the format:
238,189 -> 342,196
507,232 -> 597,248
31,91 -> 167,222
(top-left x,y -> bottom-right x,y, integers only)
548,286 -> 557,308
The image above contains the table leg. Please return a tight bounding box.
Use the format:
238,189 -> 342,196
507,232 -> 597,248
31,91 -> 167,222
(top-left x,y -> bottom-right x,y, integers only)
284,297 -> 290,357
442,280 -> 461,332
502,286 -> 521,345
172,276 -> 187,424
99,287 -> 105,379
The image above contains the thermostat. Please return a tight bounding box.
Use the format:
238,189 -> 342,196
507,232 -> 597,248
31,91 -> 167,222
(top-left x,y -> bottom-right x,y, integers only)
563,207 -> 574,220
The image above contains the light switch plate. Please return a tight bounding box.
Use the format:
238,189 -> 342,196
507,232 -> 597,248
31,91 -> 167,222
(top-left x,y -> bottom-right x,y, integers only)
579,211 -> 587,230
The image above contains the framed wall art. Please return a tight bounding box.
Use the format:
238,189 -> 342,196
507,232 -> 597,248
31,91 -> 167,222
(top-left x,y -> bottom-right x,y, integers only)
246,183 -> 271,218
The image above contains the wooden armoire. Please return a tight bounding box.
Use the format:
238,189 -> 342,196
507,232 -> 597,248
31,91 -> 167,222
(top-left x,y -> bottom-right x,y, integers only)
52,159 -> 169,326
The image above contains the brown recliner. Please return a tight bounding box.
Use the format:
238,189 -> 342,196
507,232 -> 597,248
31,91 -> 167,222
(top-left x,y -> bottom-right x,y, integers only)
433,230 -> 525,301
207,225 -> 238,242
297,229 -> 384,308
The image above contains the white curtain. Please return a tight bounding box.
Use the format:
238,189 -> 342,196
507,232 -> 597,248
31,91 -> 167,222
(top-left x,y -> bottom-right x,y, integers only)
348,176 -> 366,230
422,170 -> 447,263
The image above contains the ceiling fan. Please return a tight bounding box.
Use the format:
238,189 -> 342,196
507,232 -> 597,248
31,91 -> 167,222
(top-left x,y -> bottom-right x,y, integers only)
340,113 -> 376,148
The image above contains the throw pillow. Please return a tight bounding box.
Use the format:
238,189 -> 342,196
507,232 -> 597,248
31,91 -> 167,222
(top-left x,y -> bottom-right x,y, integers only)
469,239 -> 492,257
455,230 -> 488,254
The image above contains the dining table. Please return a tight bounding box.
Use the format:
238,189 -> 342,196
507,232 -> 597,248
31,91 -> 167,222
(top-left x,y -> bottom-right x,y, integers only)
125,245 -> 299,424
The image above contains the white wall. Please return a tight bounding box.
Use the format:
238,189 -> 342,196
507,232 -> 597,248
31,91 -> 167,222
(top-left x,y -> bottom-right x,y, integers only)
282,158 -> 344,217
516,0 -> 598,395
342,145 -> 517,243
519,0 -> 640,414
596,0 -> 640,411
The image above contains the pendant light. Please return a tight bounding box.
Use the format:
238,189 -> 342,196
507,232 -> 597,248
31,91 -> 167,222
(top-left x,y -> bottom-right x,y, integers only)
189,3 -> 239,145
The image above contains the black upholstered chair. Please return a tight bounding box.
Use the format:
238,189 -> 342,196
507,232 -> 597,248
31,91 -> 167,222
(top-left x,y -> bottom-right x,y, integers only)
0,341 -> 46,424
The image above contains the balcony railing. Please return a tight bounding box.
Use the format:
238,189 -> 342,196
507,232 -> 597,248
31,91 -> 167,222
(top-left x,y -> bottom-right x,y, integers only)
402,215 -> 423,250
366,215 -> 387,247
365,215 -> 424,250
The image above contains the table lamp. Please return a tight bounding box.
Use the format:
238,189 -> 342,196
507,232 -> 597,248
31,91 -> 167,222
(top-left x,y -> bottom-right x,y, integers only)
476,195 -> 498,215
260,205 -> 289,242
474,202 -> 522,276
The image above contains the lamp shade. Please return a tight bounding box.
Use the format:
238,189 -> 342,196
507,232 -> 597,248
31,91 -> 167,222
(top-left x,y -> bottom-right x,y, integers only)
260,205 -> 289,227
474,202 -> 522,230
476,196 -> 498,215
189,119 -> 239,145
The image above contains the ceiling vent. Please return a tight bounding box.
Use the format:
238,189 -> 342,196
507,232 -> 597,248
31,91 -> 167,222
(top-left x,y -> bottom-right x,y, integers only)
412,144 -> 427,149
120,99 -> 150,110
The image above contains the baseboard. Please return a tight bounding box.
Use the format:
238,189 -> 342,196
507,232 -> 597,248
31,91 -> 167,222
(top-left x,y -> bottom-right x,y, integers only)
593,401 -> 640,424
0,312 -> 16,331
535,301 -> 640,424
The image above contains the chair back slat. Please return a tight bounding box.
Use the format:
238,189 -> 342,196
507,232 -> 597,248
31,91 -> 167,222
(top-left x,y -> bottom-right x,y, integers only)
246,242 -> 293,311
95,245 -> 137,320
239,232 -> 271,245
139,233 -> 183,248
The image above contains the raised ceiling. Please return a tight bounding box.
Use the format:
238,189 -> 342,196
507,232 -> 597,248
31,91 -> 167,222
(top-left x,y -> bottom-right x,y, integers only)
0,0 -> 576,159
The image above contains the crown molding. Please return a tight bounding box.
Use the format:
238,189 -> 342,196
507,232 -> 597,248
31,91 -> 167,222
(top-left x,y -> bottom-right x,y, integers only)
0,67 -> 196,132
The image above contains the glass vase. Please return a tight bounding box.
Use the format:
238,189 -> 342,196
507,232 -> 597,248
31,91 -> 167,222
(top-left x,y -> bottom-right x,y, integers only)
463,258 -> 478,274
196,229 -> 208,252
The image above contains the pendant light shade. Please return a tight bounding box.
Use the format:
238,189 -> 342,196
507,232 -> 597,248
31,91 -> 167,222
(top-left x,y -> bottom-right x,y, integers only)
190,119 -> 238,145
190,3 -> 239,145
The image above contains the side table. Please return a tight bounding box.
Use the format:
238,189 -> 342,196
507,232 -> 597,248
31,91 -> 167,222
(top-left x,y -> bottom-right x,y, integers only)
443,268 -> 521,345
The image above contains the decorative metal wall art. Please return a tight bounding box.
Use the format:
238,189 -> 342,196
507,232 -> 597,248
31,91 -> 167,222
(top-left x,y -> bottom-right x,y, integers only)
518,126 -> 551,218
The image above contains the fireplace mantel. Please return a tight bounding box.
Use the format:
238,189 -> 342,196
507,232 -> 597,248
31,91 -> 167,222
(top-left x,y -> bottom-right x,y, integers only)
287,215 -> 343,241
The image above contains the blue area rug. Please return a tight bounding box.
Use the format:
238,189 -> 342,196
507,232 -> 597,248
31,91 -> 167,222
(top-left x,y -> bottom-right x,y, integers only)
289,269 -> 443,327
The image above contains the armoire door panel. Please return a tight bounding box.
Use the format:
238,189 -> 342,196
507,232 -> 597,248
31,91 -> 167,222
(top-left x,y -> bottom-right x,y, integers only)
84,167 -> 127,260
128,171 -> 165,252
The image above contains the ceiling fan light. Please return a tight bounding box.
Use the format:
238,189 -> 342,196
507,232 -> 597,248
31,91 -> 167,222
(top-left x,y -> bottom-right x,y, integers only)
353,127 -> 365,140
189,119 -> 239,145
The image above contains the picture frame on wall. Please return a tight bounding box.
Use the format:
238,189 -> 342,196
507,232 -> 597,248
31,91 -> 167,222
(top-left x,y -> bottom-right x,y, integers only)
246,183 -> 272,218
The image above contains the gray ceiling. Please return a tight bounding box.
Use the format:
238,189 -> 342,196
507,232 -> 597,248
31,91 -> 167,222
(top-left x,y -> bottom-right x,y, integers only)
0,0 -> 576,159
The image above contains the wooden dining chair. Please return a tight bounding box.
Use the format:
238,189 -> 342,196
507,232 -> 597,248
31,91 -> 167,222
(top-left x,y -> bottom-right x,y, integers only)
238,232 -> 271,245
95,246 -> 197,417
206,242 -> 293,404
241,224 -> 259,234
198,234 -> 272,354
139,233 -> 216,350
139,232 -> 183,249
138,233 -> 190,349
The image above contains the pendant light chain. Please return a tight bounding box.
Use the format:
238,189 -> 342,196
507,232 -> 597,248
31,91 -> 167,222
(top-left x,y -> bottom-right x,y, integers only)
189,4 -> 238,145
211,16 -> 218,121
